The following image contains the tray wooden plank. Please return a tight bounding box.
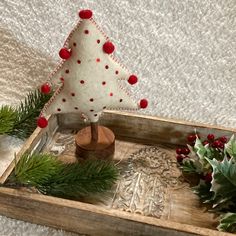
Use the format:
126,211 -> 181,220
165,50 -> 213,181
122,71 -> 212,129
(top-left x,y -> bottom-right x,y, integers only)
58,111 -> 236,145
0,187 -> 231,236
42,129 -> 217,230
0,115 -> 58,184
0,136 -> 22,177
0,111 -> 235,235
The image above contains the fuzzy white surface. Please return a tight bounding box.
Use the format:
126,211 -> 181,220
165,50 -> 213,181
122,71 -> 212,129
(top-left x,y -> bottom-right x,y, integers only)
0,0 -> 235,235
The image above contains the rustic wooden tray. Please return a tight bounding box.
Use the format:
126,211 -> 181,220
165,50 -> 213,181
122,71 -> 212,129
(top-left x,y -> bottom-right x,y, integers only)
0,111 -> 234,236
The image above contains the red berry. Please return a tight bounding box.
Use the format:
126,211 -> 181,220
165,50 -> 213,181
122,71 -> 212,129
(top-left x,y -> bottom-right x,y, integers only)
37,117 -> 48,128
219,136 -> 227,143
216,140 -> 222,147
140,99 -> 148,109
128,75 -> 138,85
211,142 -> 217,148
176,155 -> 183,163
182,147 -> 190,155
207,134 -> 215,141
40,83 -> 51,94
203,140 -> 209,146
78,9 -> 93,19
204,173 -> 212,183
212,140 -> 221,148
176,148 -> 183,155
187,134 -> 196,142
59,48 -> 71,60
218,142 -> 224,149
103,41 -> 115,54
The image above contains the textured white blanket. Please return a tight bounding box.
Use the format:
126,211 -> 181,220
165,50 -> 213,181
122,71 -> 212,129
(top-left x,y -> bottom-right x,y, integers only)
0,0 -> 235,235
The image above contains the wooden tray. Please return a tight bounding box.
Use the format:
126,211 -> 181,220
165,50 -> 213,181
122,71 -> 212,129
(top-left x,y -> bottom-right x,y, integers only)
0,111 -> 234,236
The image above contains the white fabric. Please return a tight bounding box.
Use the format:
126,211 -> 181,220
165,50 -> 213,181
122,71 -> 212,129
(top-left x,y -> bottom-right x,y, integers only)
0,0 -> 235,235
43,18 -> 138,122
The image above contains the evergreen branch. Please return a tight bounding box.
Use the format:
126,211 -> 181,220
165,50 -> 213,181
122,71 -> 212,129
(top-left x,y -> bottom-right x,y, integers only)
10,89 -> 52,139
0,106 -> 17,135
9,153 -> 62,188
43,160 -> 119,198
7,153 -> 119,200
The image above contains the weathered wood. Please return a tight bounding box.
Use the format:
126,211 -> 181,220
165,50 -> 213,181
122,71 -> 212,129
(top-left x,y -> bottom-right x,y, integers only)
40,132 -> 218,231
0,187 -> 232,236
0,114 -> 58,184
1,111 -> 236,235
58,111 -> 236,146
0,136 -> 22,178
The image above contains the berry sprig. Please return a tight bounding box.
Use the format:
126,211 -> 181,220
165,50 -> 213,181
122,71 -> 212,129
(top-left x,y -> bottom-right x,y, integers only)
176,147 -> 190,163
176,133 -> 228,183
176,133 -> 236,233
175,133 -> 199,164
204,134 -> 227,149
185,133 -> 228,149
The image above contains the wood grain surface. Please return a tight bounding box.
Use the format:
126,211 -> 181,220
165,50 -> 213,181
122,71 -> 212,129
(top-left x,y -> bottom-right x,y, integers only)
0,111 -> 235,235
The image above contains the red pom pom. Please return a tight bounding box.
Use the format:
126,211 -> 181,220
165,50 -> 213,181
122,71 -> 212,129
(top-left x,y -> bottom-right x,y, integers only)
79,9 -> 93,19
103,41 -> 115,54
59,48 -> 71,60
40,83 -> 51,94
37,117 -> 48,128
128,75 -> 138,85
140,99 -> 148,109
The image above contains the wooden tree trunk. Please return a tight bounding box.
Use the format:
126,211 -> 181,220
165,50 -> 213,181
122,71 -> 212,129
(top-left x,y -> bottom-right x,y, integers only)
75,122 -> 115,160
91,122 -> 98,142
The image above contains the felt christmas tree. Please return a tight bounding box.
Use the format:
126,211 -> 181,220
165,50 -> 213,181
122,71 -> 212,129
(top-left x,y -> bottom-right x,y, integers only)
37,9 -> 148,158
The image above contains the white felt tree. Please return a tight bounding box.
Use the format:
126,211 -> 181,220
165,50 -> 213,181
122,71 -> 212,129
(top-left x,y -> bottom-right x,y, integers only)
38,9 -> 148,130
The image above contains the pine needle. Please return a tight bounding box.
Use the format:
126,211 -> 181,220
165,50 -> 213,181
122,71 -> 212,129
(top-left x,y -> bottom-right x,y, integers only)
44,159 -> 119,198
10,89 -> 52,139
9,153 -> 62,188
7,153 -> 119,200
0,106 -> 17,135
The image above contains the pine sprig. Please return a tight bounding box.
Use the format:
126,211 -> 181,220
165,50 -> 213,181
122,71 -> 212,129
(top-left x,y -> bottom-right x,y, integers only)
0,89 -> 52,139
43,160 -> 118,198
0,106 -> 17,135
11,89 -> 52,139
7,153 -> 119,200
9,153 -> 62,188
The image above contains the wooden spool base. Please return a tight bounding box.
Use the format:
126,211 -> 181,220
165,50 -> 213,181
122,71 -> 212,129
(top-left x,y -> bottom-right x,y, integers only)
75,125 -> 115,160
